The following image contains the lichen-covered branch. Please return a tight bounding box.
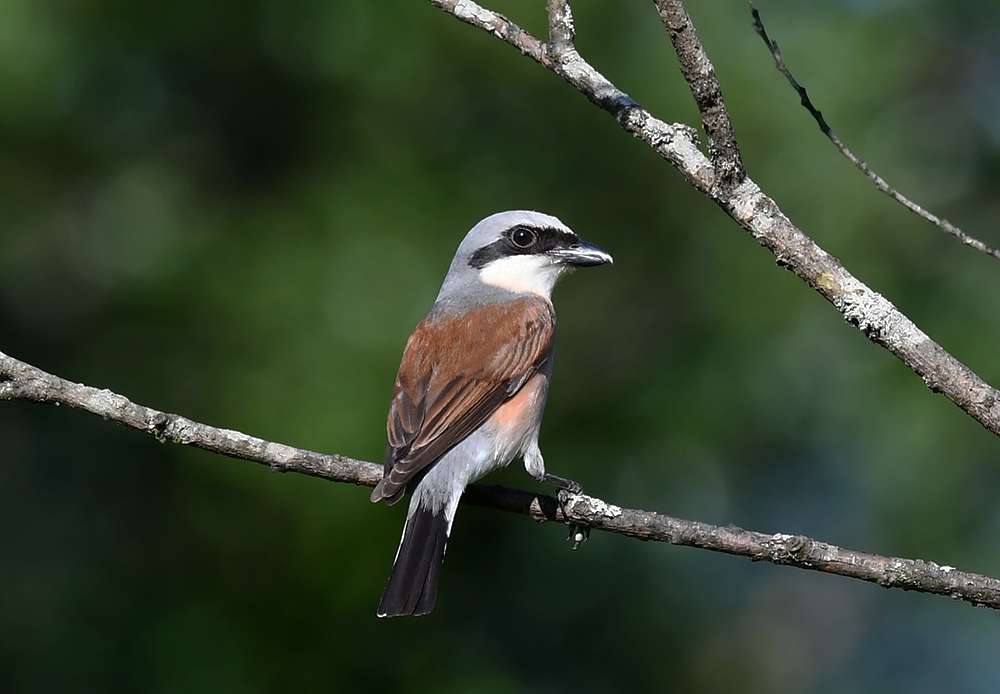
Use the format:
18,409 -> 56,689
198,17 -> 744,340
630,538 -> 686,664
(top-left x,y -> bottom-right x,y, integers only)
0,350 -> 380,487
427,0 -> 1000,438
653,0 -> 744,188
3,349 -> 999,609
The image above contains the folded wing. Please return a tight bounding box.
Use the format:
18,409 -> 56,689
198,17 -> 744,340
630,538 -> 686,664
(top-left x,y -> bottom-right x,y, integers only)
371,296 -> 556,504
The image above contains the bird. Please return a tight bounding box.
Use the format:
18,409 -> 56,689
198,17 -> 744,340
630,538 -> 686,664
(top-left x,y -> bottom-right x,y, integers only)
370,210 -> 613,617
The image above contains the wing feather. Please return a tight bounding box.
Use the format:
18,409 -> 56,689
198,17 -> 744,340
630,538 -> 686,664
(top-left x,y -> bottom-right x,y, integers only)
371,296 -> 555,504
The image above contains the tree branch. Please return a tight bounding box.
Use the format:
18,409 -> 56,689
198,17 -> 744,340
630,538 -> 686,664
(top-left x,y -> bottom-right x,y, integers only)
0,350 -> 381,487
653,0 -> 745,189
747,0 -> 1000,261
4,348 -> 1000,609
427,0 -> 1000,438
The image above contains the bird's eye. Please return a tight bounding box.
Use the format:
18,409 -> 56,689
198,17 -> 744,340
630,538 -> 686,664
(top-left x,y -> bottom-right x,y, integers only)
509,227 -> 536,249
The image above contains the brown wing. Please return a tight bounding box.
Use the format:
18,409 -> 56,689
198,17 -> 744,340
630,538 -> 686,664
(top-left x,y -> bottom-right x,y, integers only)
370,296 -> 555,504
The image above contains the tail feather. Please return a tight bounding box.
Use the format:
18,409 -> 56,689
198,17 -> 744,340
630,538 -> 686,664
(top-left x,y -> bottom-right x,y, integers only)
377,507 -> 449,617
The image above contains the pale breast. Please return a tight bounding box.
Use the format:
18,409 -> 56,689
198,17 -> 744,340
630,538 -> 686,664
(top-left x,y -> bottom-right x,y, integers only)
479,371 -> 550,471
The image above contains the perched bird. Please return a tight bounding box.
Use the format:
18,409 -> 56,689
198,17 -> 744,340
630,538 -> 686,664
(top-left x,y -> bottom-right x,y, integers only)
370,210 -> 612,617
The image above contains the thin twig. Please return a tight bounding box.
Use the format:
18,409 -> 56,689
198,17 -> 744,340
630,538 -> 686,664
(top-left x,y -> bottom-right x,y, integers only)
653,0 -> 745,189
4,349 -> 1000,609
748,0 -> 1000,261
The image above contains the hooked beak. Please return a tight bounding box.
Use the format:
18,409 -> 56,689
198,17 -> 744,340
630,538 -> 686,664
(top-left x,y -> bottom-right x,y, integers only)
548,239 -> 614,267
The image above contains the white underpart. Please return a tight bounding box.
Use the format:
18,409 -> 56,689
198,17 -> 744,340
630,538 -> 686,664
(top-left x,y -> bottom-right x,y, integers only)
478,254 -> 568,298
409,427 -> 513,530
409,377 -> 548,532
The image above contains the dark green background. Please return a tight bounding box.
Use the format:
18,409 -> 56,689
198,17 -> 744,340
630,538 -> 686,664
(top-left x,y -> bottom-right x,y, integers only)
4,0 -> 1000,691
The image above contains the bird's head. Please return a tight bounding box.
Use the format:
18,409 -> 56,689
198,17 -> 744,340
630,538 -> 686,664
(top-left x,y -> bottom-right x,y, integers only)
439,210 -> 612,301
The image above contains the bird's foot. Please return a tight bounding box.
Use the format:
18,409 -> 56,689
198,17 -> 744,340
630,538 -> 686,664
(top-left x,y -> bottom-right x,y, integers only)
544,474 -> 589,551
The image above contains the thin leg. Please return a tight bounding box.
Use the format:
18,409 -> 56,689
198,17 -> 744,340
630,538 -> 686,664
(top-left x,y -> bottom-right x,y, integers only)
539,472 -> 583,495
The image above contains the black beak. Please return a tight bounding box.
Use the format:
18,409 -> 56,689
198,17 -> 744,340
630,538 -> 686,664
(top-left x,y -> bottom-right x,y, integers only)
548,239 -> 614,267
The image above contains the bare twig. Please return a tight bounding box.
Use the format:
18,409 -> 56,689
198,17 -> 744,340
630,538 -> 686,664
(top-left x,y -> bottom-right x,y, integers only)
0,350 -> 380,486
653,0 -> 745,189
4,348 -> 1000,609
748,0 -> 1000,261
428,0 -> 1000,439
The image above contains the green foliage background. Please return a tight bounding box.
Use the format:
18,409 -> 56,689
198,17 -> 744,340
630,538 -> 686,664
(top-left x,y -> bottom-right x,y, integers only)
3,0 -> 1000,691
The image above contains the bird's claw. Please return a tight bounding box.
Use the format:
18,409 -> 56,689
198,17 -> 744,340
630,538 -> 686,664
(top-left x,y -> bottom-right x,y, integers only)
555,487 -> 589,550
567,525 -> 589,550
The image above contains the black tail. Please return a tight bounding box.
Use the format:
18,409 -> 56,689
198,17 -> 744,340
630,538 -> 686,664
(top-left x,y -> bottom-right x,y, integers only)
377,507 -> 449,617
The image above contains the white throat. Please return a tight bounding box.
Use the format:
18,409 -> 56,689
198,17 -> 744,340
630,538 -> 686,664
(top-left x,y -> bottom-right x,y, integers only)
478,255 -> 567,298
